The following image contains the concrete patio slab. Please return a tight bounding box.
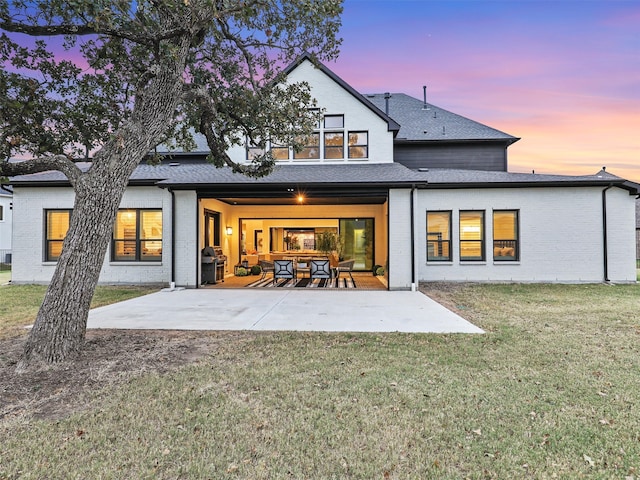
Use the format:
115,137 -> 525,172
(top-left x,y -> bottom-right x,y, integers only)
87,289 -> 483,334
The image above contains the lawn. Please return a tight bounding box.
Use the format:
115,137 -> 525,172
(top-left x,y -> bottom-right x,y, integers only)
1,282 -> 639,479
0,283 -> 158,339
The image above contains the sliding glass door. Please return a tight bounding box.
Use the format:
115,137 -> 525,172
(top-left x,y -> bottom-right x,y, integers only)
339,218 -> 374,271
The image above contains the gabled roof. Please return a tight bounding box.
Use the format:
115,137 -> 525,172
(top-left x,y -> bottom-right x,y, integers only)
284,53 -> 401,134
0,184 -> 12,195
366,93 -> 519,144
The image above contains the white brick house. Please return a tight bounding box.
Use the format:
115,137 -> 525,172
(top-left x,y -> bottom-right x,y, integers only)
9,54 -> 640,288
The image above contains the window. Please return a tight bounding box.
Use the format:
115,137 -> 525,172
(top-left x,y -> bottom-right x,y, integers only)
246,145 -> 265,160
493,210 -> 519,261
348,131 -> 368,158
293,133 -> 320,159
459,211 -> 485,261
324,132 -> 344,159
0,204 -> 3,221
324,114 -> 344,129
112,209 -> 162,262
427,211 -> 452,261
45,210 -> 71,261
271,144 -> 290,160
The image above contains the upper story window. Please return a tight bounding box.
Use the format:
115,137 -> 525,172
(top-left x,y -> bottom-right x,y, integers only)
427,211 -> 452,261
252,113 -> 369,162
348,131 -> 368,159
324,114 -> 344,129
324,132 -> 344,159
0,204 -> 3,221
271,142 -> 289,160
459,211 -> 485,261
247,143 -> 265,161
45,209 -> 71,261
293,133 -> 320,160
493,210 -> 519,261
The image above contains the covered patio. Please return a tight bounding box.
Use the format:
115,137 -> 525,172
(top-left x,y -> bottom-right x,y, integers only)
204,270 -> 387,290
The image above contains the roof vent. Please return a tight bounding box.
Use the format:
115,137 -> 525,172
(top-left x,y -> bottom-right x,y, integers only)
169,162 -> 180,167
418,168 -> 429,172
422,86 -> 429,110
384,92 -> 391,115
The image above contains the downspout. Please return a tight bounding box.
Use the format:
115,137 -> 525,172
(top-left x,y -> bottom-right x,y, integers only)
410,184 -> 417,291
169,188 -> 176,289
602,184 -> 612,283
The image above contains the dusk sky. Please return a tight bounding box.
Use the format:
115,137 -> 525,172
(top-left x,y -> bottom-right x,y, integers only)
330,0 -> 640,183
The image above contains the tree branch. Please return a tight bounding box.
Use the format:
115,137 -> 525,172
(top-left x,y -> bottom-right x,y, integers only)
1,156 -> 82,186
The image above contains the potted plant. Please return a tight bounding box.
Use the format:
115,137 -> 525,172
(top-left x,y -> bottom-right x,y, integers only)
250,265 -> 262,275
316,230 -> 337,256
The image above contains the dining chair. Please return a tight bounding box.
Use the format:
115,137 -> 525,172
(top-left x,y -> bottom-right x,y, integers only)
335,259 -> 355,281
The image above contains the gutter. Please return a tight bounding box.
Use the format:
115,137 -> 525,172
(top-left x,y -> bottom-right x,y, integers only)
602,184 -> 612,282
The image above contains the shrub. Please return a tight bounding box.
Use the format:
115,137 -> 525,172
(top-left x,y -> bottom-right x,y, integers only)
250,265 -> 262,275
236,267 -> 248,277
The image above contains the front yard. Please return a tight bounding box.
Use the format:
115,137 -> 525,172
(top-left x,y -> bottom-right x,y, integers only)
1,282 -> 639,478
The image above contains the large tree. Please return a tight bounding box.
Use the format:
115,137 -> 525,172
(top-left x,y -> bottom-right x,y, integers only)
0,0 -> 342,366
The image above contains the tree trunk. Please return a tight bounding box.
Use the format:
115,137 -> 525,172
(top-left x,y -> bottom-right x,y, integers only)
19,160 -> 137,366
18,40 -> 190,368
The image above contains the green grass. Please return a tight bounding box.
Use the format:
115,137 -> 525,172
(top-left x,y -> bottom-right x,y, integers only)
2,283 -> 640,478
0,270 -> 10,285
0,284 -> 158,339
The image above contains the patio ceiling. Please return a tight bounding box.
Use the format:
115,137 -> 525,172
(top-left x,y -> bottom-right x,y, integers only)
197,186 -> 389,205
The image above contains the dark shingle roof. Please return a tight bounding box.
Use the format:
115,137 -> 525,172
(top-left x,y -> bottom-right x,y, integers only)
416,167 -> 626,186
366,93 -> 519,144
10,161 -> 638,195
9,161 -> 424,187
156,162 -> 423,187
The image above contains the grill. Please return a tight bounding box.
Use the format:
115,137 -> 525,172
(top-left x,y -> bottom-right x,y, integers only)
201,246 -> 227,284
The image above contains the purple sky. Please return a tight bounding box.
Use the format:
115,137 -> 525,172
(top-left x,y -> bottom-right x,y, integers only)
329,0 -> 640,182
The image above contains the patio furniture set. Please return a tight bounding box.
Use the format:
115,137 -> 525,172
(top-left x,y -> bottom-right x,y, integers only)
258,258 -> 355,285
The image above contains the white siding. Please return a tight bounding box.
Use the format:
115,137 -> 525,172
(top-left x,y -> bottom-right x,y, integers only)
414,186 -> 637,283
388,189 -> 413,289
11,186 -> 173,285
0,192 -> 12,252
227,58 -> 395,165
173,190 -> 198,287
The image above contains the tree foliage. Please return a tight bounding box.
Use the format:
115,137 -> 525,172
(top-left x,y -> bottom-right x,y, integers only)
1,0 -> 343,177
0,0 -> 342,365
